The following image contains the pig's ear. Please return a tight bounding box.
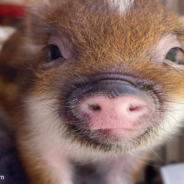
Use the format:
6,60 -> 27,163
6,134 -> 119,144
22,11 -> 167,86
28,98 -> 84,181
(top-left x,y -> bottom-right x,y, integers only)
22,0 -> 58,56
25,0 -> 69,17
24,0 -> 55,45
26,0 -> 53,13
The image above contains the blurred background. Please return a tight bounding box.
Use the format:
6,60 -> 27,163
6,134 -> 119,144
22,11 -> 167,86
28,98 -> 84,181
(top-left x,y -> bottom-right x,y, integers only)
0,0 -> 184,184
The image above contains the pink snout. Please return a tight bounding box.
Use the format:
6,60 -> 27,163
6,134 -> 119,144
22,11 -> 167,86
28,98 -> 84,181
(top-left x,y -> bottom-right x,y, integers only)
68,80 -> 157,142
78,95 -> 154,130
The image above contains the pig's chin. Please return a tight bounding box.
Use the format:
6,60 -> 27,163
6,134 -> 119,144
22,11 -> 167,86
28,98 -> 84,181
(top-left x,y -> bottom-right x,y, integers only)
79,127 -> 149,144
63,121 -> 150,145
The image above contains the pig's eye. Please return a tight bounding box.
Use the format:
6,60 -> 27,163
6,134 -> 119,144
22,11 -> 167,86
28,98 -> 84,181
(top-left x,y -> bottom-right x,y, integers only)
165,47 -> 184,65
45,44 -> 63,62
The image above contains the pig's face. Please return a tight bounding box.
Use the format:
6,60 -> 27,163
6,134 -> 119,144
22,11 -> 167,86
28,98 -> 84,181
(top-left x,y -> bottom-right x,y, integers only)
25,0 -> 184,152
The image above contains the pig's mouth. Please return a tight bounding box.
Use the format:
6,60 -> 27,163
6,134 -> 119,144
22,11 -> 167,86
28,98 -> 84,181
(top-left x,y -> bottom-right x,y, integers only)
61,74 -> 164,148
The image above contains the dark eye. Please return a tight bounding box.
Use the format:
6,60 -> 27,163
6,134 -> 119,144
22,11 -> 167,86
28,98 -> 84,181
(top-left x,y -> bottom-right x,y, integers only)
45,44 -> 63,62
165,47 -> 184,65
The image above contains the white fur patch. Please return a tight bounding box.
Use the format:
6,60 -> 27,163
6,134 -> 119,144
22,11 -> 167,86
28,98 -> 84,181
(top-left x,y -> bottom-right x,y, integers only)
105,0 -> 135,13
24,97 -> 78,184
158,102 -> 184,139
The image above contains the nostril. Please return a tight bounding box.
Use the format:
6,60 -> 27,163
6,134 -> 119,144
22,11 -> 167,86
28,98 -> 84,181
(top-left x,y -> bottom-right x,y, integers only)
129,106 -> 138,112
128,105 -> 147,112
89,104 -> 101,111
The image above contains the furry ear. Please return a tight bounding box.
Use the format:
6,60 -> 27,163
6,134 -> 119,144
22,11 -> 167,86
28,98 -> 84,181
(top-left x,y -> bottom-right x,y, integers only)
24,0 -> 55,45
20,0 -> 58,57
26,0 -> 53,15
25,0 -> 71,18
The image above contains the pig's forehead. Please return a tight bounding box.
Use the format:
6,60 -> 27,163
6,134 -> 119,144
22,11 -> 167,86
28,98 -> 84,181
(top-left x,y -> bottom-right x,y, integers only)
55,0 -> 180,57
60,0 -> 178,34
32,0 -> 181,57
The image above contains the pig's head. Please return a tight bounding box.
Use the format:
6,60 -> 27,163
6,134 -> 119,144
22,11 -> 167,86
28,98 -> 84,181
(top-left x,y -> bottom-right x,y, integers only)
22,0 -> 184,153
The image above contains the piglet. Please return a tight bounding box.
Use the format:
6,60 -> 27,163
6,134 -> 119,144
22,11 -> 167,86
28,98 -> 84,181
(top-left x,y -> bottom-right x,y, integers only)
0,0 -> 184,183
